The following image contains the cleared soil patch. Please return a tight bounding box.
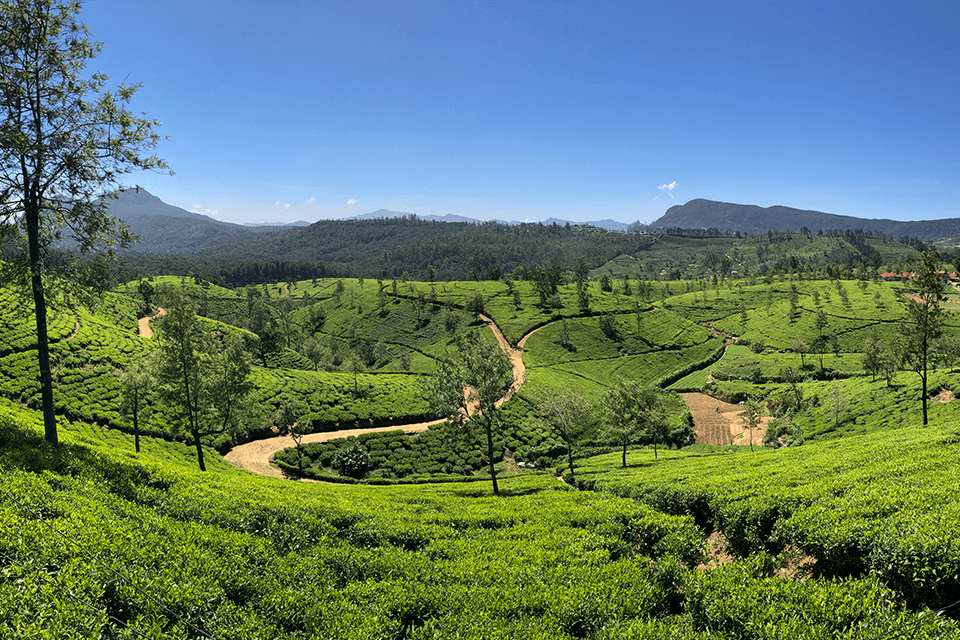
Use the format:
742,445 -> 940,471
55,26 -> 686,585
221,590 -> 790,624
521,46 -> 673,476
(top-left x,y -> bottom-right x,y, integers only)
698,531 -> 816,579
934,388 -> 955,403
680,391 -> 771,447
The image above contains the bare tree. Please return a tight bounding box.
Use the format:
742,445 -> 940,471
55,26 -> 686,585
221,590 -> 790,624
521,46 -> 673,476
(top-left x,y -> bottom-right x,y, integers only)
740,399 -> 765,451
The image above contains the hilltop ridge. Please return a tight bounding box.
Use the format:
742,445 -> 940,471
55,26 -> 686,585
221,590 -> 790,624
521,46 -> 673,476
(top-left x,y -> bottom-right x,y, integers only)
654,198 -> 960,240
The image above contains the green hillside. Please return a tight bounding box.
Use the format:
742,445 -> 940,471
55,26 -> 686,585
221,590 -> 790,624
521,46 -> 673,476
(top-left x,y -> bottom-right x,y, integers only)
2,400 -> 957,639
6,256 -> 960,636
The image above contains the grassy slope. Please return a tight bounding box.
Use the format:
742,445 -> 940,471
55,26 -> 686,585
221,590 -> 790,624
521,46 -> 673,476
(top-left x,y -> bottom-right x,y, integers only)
1,400 -> 955,639
571,410 -> 960,612
6,271 -> 960,636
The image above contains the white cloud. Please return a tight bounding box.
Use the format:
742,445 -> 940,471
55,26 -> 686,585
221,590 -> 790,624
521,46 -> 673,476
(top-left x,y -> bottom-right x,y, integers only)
658,181 -> 677,199
188,204 -> 219,217
346,198 -> 358,205
274,201 -> 290,208
304,197 -> 316,206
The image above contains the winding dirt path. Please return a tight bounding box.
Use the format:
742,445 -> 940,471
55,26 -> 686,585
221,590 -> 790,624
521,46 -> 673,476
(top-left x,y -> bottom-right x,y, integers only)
138,308 -> 166,339
226,313 -> 531,477
225,421 -> 443,479
479,313 -> 525,404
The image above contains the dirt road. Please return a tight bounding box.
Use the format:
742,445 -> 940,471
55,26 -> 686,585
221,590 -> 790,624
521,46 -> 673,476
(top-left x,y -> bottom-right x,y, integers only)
226,312 -> 532,478
138,308 -> 166,339
224,420 -> 443,479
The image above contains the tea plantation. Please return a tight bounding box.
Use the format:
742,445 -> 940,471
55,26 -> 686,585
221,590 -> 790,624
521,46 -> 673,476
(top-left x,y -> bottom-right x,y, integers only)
2,400 -> 958,639
5,268 -> 960,637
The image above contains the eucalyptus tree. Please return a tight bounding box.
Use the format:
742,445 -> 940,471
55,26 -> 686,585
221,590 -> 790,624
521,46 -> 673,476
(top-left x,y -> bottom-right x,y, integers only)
118,356 -> 155,454
899,251 -> 947,425
0,0 -> 167,445
601,379 -> 665,466
154,288 -> 253,471
424,332 -> 514,494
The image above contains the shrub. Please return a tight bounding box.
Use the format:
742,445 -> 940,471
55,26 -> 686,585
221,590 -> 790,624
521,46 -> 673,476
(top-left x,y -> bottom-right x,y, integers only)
333,444 -> 370,478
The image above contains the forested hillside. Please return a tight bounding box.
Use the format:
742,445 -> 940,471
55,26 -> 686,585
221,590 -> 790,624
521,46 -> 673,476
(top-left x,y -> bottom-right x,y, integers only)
656,198 -> 960,241
114,220 -> 927,287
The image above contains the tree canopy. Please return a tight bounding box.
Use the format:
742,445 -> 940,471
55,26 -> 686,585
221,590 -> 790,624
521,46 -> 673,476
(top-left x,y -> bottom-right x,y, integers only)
0,0 -> 167,445
423,332 -> 514,494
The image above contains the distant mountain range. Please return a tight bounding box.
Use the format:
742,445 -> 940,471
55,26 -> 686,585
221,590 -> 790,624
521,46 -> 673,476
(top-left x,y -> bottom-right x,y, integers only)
346,208 -> 631,231
653,199 -> 960,241
106,189 -> 960,258
243,220 -> 311,227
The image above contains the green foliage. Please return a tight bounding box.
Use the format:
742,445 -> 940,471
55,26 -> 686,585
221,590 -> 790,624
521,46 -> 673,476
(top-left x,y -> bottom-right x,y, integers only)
763,416 -> 804,448
0,0 -> 168,445
332,443 -> 370,478
573,412 -> 960,612
0,400 -> 739,639
0,399 -> 954,638
423,332 -> 514,493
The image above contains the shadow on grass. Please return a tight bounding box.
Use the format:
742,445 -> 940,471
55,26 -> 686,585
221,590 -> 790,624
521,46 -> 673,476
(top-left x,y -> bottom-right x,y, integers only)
0,413 -> 171,500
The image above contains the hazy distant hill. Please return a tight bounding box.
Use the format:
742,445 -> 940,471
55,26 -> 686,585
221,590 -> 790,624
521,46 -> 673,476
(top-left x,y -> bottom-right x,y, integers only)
244,220 -> 311,227
541,217 -> 630,232
347,209 -> 481,224
108,189 -> 302,253
653,199 -> 960,241
107,188 -> 212,221
348,209 -> 631,230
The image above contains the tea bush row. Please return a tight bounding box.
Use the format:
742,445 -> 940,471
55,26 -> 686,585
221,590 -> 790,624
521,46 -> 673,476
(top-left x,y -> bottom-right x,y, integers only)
571,416 -> 960,610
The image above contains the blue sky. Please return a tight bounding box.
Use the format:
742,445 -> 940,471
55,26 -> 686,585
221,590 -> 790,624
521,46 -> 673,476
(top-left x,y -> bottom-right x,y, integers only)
81,0 -> 960,225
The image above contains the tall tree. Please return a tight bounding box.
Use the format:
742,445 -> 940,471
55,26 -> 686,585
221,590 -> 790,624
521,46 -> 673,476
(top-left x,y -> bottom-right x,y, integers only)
117,355 -> 155,454
899,251 -> 946,426
154,288 -> 253,471
600,379 -> 664,466
423,332 -> 513,494
537,389 -> 593,478
0,0 -> 166,446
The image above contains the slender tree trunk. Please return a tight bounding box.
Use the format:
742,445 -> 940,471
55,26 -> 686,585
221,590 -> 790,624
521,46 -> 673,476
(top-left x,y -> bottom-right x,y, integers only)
565,438 -> 575,478
132,391 -> 141,453
485,419 -> 499,495
921,369 -> 928,426
26,201 -> 58,447
192,429 -> 206,472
